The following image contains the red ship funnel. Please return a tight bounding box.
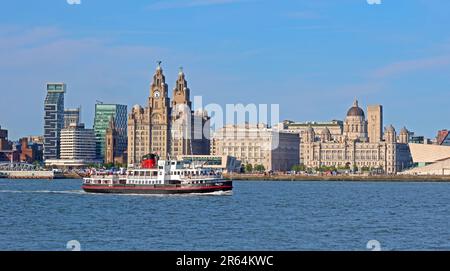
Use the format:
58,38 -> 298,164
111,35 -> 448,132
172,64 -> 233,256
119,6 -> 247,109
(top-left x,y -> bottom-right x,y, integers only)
141,154 -> 157,169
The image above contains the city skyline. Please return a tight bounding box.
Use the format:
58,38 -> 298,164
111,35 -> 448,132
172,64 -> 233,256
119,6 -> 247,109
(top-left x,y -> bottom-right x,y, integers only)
1,1 -> 450,139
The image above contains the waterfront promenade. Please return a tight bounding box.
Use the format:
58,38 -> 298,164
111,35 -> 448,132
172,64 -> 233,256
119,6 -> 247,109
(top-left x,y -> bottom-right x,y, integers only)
225,173 -> 450,182
2,171 -> 450,182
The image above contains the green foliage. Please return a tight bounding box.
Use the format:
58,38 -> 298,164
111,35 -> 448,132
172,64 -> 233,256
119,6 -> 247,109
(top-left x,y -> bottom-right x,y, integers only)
245,164 -> 253,173
337,164 -> 351,170
315,165 -> 337,172
291,164 -> 307,172
254,164 -> 265,172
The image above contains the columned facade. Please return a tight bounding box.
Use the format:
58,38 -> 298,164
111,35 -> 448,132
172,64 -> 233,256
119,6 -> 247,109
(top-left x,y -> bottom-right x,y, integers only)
300,100 -> 412,174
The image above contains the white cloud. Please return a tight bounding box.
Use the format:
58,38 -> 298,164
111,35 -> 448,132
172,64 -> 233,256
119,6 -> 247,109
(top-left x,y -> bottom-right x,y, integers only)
372,55 -> 450,78
67,0 -> 81,5
0,26 -> 168,138
367,0 -> 382,5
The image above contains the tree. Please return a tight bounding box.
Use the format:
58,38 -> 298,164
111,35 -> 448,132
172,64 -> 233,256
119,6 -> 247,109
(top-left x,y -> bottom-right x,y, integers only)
292,164 -> 307,172
245,164 -> 253,173
353,165 -> 359,173
254,164 -> 265,173
32,160 -> 42,168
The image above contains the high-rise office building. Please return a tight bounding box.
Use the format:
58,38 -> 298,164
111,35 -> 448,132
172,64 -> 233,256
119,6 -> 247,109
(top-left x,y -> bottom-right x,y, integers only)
44,83 -> 66,160
0,125 -> 15,162
93,103 -> 127,161
60,123 -> 96,161
0,125 -> 9,150
64,108 -> 81,128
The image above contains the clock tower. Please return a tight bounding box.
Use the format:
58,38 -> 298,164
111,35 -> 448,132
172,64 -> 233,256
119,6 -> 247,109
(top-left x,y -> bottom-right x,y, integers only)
148,61 -> 171,158
128,62 -> 211,167
171,67 -> 193,156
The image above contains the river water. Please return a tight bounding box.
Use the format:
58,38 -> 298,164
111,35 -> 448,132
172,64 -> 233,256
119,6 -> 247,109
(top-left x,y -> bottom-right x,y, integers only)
0,179 -> 449,251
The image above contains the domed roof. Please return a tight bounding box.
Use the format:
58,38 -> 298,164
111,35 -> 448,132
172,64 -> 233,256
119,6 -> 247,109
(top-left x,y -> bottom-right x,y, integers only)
400,127 -> 409,134
347,100 -> 365,117
386,124 -> 396,133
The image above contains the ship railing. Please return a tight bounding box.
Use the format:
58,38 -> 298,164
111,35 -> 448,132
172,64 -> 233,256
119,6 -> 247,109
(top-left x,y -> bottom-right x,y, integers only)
125,175 -> 159,180
185,175 -> 222,179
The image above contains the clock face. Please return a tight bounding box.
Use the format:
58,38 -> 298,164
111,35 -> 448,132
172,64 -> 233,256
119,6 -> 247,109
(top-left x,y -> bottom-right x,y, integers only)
154,91 -> 161,98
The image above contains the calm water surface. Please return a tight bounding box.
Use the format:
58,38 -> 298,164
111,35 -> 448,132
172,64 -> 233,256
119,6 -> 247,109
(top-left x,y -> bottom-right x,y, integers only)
0,179 -> 449,251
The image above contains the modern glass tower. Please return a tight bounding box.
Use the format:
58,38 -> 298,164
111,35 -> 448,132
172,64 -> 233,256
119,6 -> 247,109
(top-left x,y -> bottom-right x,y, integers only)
44,83 -> 66,160
93,103 -> 127,161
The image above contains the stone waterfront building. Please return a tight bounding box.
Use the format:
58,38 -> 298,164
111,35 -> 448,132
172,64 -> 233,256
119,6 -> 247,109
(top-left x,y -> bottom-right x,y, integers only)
299,100 -> 412,174
211,123 -> 299,172
105,117 -> 127,165
127,63 -> 210,167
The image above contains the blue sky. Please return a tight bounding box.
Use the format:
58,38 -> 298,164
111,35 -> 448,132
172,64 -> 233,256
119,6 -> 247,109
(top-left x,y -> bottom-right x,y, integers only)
0,0 -> 449,139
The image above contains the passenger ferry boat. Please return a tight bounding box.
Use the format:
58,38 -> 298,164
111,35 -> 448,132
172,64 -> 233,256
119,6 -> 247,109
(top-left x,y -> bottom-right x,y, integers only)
82,155 -> 232,195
